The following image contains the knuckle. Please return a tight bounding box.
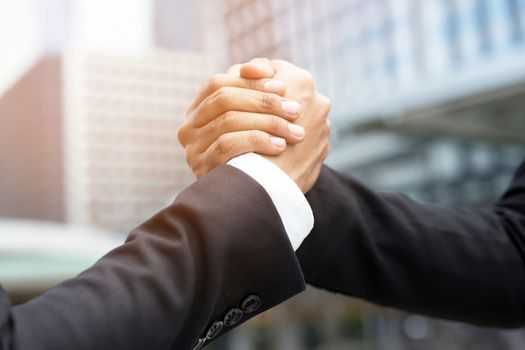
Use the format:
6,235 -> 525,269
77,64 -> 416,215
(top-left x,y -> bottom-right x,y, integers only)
252,114 -> 263,130
325,120 -> 332,134
314,94 -> 331,121
209,115 -> 221,133
212,87 -> 233,108
300,69 -> 315,89
247,78 -> 259,90
185,148 -> 198,170
207,74 -> 225,92
323,105 -> 332,118
184,150 -> 192,166
219,111 -> 236,130
248,130 -> 261,145
321,96 -> 332,114
260,93 -> 277,110
270,115 -> 281,131
177,124 -> 188,146
216,134 -> 233,154
186,152 -> 202,174
302,69 -> 314,81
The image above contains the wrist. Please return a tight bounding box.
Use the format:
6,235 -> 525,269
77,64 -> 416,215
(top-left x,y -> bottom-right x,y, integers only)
228,153 -> 314,250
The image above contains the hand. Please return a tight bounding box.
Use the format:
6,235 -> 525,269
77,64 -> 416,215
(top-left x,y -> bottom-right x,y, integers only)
180,58 -> 331,193
245,59 -> 331,193
178,72 -> 307,178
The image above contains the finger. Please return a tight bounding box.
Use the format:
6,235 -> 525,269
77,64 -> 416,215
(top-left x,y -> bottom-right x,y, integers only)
240,58 -> 274,79
177,122 -> 191,147
250,57 -> 273,68
189,86 -> 301,127
187,74 -> 286,114
226,63 -> 241,75
199,130 -> 287,175
193,112 -> 304,153
271,59 -> 293,71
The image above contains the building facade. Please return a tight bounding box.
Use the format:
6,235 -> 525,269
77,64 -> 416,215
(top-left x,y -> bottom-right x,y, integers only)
200,1 -> 525,349
63,50 -> 214,232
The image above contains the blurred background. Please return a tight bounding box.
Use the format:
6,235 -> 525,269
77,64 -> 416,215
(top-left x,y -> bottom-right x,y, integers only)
1,0 -> 525,349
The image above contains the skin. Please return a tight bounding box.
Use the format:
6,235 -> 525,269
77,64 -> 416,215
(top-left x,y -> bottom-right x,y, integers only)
178,73 -> 304,177
178,58 -> 331,193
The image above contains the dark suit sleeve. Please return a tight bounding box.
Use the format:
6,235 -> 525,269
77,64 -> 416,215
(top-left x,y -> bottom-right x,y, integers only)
0,165 -> 306,350
297,163 -> 525,327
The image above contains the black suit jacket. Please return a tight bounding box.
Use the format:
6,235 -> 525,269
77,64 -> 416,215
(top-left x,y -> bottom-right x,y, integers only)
0,165 -> 306,350
299,162 -> 525,327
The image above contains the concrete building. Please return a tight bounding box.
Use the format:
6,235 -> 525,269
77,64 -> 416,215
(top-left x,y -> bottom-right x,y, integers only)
0,56 -> 64,221
63,50 -> 214,232
0,49 -> 214,233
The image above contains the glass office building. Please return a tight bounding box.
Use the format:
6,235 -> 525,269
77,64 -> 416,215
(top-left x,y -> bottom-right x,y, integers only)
202,0 -> 525,201
201,1 -> 525,349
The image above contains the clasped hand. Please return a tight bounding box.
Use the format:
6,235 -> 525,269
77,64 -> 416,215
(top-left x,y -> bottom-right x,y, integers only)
177,58 -> 331,193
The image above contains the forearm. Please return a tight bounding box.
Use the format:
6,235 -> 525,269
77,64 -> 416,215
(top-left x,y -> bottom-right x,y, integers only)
1,166 -> 306,350
299,166 -> 525,327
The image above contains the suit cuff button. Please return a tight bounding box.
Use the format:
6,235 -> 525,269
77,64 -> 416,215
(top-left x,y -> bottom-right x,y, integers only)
241,294 -> 262,313
206,321 -> 224,340
223,308 -> 243,327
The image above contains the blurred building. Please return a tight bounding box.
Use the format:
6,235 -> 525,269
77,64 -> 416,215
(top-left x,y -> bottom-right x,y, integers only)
202,0 -> 525,200
0,0 -> 216,233
2,1 -> 525,349
0,56 -> 64,221
0,49 -> 213,233
63,50 -> 213,232
200,1 -> 525,349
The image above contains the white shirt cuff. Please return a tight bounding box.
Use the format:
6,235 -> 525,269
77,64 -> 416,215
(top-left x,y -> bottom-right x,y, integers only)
227,152 -> 314,251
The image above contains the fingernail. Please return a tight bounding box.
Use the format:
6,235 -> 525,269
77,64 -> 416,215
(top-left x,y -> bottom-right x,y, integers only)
281,100 -> 300,115
270,136 -> 286,148
288,123 -> 305,137
264,80 -> 285,93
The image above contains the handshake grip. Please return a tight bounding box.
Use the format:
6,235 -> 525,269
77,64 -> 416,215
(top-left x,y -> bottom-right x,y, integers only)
177,58 -> 331,193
